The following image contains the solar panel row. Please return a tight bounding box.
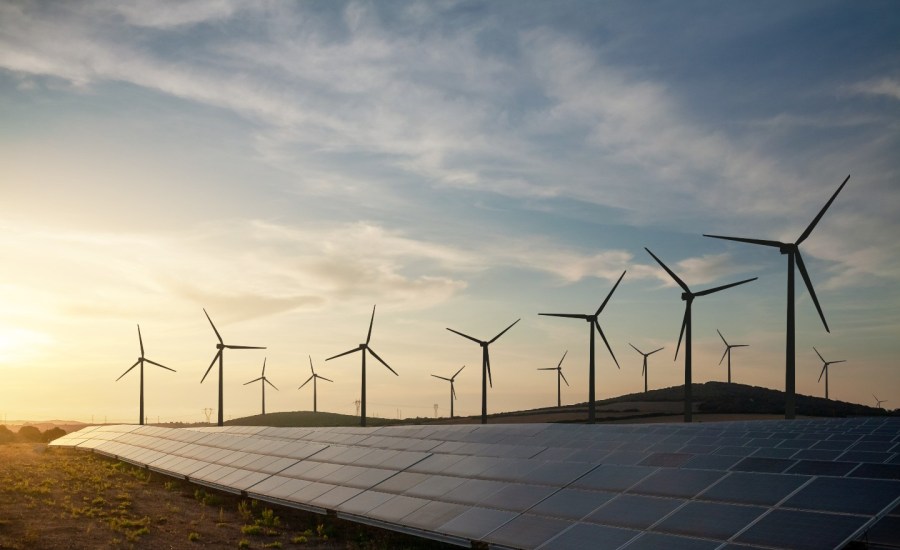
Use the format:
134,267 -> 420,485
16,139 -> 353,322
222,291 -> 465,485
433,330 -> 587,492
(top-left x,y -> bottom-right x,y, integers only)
51,418 -> 900,549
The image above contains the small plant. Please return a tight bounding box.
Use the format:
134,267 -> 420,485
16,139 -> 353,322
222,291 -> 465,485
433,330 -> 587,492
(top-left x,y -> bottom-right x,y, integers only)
188,531 -> 201,542
241,524 -> 263,536
238,540 -> 251,549
263,542 -> 283,549
238,499 -> 253,521
291,535 -> 308,544
260,508 -> 281,528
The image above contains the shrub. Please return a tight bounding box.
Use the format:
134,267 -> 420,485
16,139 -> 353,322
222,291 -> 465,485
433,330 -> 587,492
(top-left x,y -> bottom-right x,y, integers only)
42,427 -> 66,442
0,425 -> 14,444
17,425 -> 42,442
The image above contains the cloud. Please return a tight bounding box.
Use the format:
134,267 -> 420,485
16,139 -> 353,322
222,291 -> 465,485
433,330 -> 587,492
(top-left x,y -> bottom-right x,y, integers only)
850,77 -> 900,102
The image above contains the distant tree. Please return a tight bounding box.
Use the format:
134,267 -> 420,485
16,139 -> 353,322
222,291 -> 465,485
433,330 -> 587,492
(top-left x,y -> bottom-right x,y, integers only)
17,425 -> 42,442
42,427 -> 66,442
0,425 -> 14,444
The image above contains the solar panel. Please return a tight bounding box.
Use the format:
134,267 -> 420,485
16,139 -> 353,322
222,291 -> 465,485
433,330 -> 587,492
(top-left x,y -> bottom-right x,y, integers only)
50,417 -> 900,549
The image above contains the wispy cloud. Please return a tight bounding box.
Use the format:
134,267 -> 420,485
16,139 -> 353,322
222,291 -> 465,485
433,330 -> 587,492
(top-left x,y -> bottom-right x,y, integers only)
850,77 -> 900,102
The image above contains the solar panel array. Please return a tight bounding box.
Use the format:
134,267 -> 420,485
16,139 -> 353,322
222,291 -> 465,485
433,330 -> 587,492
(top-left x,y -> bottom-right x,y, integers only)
51,418 -> 900,549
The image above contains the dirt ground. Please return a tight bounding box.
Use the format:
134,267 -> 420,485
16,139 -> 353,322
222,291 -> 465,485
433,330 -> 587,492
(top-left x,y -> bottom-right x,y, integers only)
0,443 -> 451,550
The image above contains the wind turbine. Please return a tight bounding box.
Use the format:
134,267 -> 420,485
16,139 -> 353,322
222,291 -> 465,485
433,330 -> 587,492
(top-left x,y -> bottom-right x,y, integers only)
431,365 -> 465,418
629,344 -> 663,393
326,305 -> 397,427
645,248 -> 756,423
244,358 -> 278,415
200,308 -> 266,426
299,356 -> 332,413
717,330 -> 748,384
873,395 -> 888,409
446,318 -> 520,425
704,175 -> 850,418
814,347 -> 846,400
116,325 -> 175,425
539,271 -> 625,423
537,351 -> 569,407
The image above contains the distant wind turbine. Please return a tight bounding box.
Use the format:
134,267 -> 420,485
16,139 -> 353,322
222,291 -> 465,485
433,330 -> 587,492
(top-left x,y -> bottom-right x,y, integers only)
326,305 -> 397,427
814,347 -> 846,400
244,358 -> 278,415
431,365 -> 465,418
200,309 -> 266,426
539,271 -> 625,423
299,356 -> 332,413
645,248 -> 756,423
704,175 -> 849,418
446,318 -> 520,425
717,330 -> 748,384
538,351 -> 570,407
116,325 -> 175,425
629,344 -> 663,393
873,394 -> 888,409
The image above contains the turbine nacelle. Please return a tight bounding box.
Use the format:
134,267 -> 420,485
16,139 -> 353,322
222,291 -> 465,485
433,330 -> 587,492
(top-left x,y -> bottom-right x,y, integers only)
779,243 -> 795,255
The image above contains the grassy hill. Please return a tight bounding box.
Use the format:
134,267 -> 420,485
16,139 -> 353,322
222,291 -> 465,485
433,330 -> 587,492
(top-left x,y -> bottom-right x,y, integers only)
226,410 -> 405,428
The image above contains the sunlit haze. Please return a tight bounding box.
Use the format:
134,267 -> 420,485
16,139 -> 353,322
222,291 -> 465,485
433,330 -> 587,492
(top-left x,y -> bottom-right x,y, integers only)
1,2 -> 898,423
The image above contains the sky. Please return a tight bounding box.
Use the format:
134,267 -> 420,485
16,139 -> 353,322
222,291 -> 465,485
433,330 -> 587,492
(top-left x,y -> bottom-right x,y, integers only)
1,1 -> 898,423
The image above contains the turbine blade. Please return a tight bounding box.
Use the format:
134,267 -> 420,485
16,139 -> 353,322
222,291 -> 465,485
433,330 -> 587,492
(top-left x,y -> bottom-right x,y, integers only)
309,355 -> 315,374
642,361 -> 646,376
432,374 -> 452,381
818,365 -> 826,383
595,321 -> 619,368
452,385 -> 457,400
557,350 -> 568,368
629,343 -> 642,354
813,347 -> 826,362
137,324 -> 144,357
326,347 -> 361,361
265,379 -> 278,390
489,318 -> 520,344
538,313 -> 590,319
368,347 -> 398,376
734,344 -> 749,348
318,375 -> 333,383
648,347 -> 664,355
644,248 -> 690,292
596,270 -> 626,315
560,370 -> 570,386
366,304 -> 376,345
538,368 -> 557,371
486,352 -> 492,388
719,348 -> 728,365
446,327 -> 484,345
796,174 -> 850,245
694,277 -> 757,297
203,308 -> 223,344
703,234 -> 784,248
201,351 -> 221,383
225,345 -> 266,349
795,250 -> 829,332
717,329 -> 728,346
262,357 -> 266,376
298,375 -> 314,389
452,365 -> 465,379
116,360 -> 140,381
831,360 -> 847,364
144,358 -> 175,372
675,307 -> 688,360
244,377 -> 263,385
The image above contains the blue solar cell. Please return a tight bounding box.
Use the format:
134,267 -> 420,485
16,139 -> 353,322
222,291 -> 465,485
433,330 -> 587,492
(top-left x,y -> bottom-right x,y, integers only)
639,453 -> 694,467
699,472 -> 810,506
783,477 -> 900,515
629,468 -> 724,498
586,494 -> 683,529
478,483 -> 556,512
529,488 -> 615,520
849,463 -> 900,481
539,522 -> 639,550
623,532 -> 721,550
484,513 -> 573,549
652,501 -> 765,540
791,449 -> 842,461
785,460 -> 855,477
839,450 -> 892,463
438,506 -> 517,540
730,457 -> 794,473
682,454 -> 742,470
573,465 -> 656,492
735,509 -> 867,550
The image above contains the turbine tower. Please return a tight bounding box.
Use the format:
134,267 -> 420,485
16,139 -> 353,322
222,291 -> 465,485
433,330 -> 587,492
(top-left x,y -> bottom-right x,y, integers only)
629,344 -> 663,393
200,309 -> 266,426
717,330 -> 748,384
704,175 -> 849,418
116,325 -> 175,425
431,365 -> 465,418
299,356 -> 332,413
645,248 -> 756,422
537,351 -> 569,407
446,319 -> 520,425
539,271 -> 625,423
326,305 -> 397,427
814,347 -> 846,400
244,358 -> 278,415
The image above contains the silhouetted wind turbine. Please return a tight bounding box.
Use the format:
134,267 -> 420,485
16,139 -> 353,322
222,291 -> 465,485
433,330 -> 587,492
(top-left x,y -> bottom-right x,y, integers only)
200,309 -> 266,426
299,356 -> 332,413
446,319 -> 520,425
629,343 -> 663,393
539,271 -> 625,423
705,175 -> 849,418
116,325 -> 175,425
645,248 -> 756,423
873,394 -> 887,409
244,358 -> 278,415
814,347 -> 846,400
326,305 -> 397,427
537,351 -> 570,408
717,330 -> 748,384
431,365 -> 465,418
